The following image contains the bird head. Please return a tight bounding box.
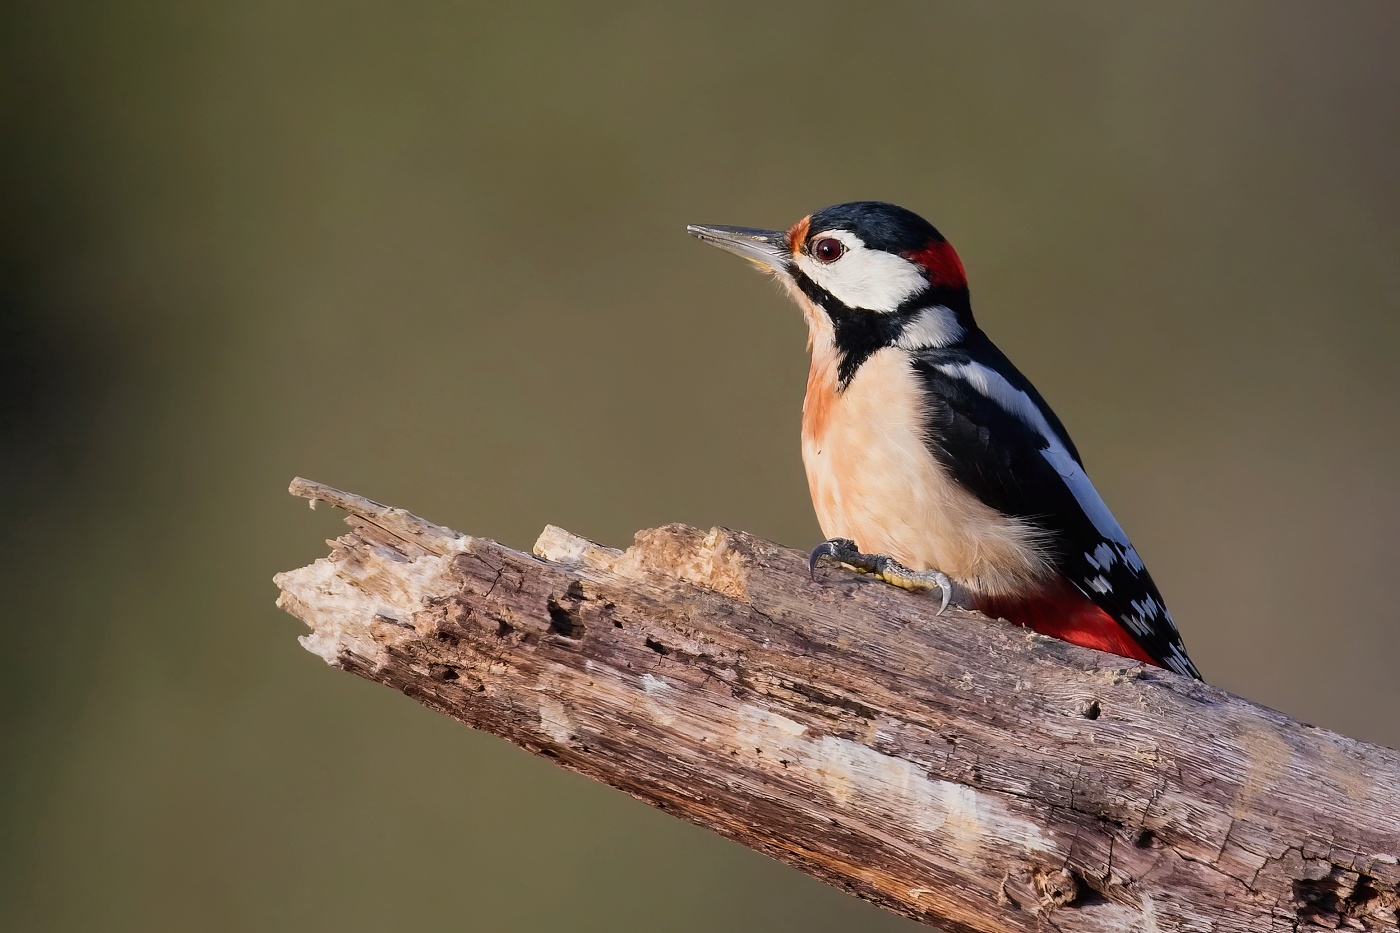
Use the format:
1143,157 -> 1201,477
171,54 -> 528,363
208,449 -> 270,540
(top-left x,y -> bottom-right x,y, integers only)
688,201 -> 968,315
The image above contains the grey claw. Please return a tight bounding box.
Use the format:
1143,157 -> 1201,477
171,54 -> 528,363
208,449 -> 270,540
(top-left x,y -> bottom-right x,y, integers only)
807,540 -> 961,612
935,573 -> 954,615
808,538 -> 854,579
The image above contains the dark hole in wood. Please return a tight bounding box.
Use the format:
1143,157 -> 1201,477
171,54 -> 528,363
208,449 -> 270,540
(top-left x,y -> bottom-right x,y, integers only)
547,596 -> 583,638
1035,868 -> 1081,908
1293,868 -> 1384,927
1083,700 -> 1101,720
496,619 -> 514,637
645,637 -> 670,656
1134,828 -> 1155,848
441,668 -> 459,682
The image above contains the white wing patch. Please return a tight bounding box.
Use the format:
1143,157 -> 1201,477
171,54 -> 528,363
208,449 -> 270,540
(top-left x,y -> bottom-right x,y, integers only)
936,359 -> 1192,662
793,229 -> 928,313
934,361 -> 1131,547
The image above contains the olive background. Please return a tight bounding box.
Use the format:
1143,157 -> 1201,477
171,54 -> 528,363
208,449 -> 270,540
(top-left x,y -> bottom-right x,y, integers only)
4,3 -> 1399,931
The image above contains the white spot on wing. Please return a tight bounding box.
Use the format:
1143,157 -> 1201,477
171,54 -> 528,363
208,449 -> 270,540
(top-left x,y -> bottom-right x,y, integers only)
1164,643 -> 1199,678
793,229 -> 928,313
1130,596 -> 1162,621
1088,575 -> 1112,594
1121,613 -> 1153,637
1123,546 -> 1146,572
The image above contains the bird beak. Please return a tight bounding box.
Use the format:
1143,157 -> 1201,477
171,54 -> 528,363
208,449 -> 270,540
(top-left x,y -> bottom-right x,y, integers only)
687,224 -> 790,272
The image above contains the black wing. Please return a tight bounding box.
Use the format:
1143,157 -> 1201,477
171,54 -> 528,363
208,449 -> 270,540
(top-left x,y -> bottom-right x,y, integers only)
910,335 -> 1200,679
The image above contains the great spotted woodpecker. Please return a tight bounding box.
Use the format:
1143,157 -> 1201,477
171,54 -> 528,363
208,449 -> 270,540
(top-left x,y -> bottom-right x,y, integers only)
689,201 -> 1201,679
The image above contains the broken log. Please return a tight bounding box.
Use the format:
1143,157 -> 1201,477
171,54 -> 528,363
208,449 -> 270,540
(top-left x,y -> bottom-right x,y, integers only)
274,478 -> 1400,933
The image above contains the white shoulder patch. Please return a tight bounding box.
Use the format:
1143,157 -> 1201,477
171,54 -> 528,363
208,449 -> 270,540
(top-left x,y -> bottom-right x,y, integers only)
895,306 -> 964,350
934,361 -> 1131,547
936,360 -> 1198,677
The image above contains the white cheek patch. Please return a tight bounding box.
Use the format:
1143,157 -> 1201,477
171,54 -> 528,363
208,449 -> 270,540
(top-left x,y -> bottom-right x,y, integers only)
895,305 -> 964,350
794,230 -> 927,313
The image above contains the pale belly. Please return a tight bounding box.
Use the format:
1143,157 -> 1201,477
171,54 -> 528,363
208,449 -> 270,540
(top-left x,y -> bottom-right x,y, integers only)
801,348 -> 1050,597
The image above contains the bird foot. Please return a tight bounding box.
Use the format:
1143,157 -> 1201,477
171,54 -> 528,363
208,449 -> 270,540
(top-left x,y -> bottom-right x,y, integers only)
807,538 -> 965,615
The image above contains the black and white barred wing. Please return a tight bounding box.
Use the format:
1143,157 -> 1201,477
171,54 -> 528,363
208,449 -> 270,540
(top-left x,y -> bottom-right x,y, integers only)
911,341 -> 1201,679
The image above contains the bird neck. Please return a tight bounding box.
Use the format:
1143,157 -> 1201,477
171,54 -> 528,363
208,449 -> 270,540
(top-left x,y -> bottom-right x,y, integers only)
823,292 -> 975,388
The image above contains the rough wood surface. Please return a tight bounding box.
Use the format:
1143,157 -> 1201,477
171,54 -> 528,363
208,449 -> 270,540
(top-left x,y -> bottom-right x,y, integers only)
275,478 -> 1400,933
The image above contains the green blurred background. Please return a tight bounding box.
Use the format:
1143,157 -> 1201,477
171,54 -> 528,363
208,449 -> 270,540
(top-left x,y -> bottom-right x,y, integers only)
4,2 -> 1398,930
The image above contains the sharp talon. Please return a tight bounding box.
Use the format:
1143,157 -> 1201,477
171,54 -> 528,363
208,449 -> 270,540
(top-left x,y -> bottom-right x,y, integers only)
808,538 -> 855,579
935,573 -> 953,615
806,540 -> 964,611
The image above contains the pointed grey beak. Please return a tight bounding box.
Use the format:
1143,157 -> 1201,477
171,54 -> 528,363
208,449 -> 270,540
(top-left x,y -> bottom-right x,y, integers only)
687,224 -> 790,271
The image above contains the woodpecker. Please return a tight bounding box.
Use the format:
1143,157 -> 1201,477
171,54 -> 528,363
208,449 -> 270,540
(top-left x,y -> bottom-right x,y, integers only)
688,201 -> 1200,679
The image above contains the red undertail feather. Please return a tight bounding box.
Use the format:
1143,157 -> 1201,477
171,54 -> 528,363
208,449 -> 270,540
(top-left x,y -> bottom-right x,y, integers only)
977,578 -> 1159,668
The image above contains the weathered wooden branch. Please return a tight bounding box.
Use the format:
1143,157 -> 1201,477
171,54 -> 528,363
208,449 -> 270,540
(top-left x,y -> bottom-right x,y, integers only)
274,478 -> 1400,933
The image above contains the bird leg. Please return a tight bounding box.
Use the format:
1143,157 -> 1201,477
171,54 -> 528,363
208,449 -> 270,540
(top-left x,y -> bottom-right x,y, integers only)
808,538 -> 965,615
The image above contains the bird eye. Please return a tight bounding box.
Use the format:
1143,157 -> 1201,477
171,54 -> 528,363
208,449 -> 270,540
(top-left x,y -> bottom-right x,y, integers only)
811,237 -> 846,263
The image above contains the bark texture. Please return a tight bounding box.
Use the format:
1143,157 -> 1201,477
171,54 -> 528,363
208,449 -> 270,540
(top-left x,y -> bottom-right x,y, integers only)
274,478 -> 1400,933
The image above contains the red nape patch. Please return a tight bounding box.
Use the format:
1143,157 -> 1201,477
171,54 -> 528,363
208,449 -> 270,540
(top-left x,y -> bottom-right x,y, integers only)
977,580 -> 1160,668
904,239 -> 967,290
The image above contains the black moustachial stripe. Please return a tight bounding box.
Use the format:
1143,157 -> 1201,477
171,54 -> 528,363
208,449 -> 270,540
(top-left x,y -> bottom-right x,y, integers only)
788,266 -> 974,387
789,204 -> 979,386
